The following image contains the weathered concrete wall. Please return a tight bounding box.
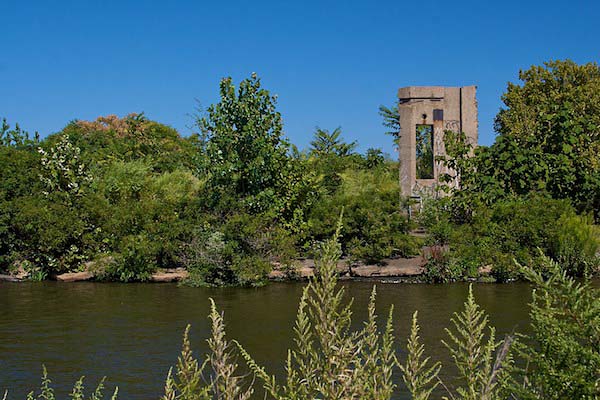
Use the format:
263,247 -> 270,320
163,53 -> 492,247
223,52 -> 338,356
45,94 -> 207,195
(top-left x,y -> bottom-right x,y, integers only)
397,86 -> 478,197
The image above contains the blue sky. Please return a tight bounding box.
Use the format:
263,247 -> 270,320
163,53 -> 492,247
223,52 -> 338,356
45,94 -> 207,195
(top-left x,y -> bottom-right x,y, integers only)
1,0 -> 598,155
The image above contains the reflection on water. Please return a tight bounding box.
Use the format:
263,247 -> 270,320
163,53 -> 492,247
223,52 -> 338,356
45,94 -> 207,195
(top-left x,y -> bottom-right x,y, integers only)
0,281 -> 536,399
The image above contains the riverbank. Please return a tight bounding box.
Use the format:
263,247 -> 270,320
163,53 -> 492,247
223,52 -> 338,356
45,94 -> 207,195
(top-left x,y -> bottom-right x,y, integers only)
0,267 -> 191,283
268,256 -> 425,280
0,251 -> 496,284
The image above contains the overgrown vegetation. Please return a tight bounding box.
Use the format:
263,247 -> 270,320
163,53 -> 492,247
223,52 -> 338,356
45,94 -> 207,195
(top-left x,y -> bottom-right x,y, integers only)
0,76 -> 411,285
1,59 -> 599,284
418,59 -> 600,283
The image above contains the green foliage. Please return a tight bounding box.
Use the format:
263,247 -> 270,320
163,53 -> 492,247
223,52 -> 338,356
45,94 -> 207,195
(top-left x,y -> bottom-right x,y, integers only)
378,103 -> 400,138
11,195 -> 92,273
418,198 -> 452,246
421,195 -> 599,281
197,73 -> 301,217
552,213 -> 599,276
437,60 -> 600,225
309,127 -> 357,157
38,135 -> 92,199
22,260 -> 48,281
364,148 -> 386,169
161,301 -> 253,400
478,60 -> 600,215
61,113 -> 197,173
308,165 -> 418,264
415,125 -> 434,180
422,247 -> 467,283
399,311 -> 440,400
25,366 -> 117,400
90,162 -> 203,280
179,211 -> 296,287
0,145 -> 41,270
178,228 -> 235,287
1,118 -> 39,148
442,285 -> 513,400
108,234 -> 158,282
516,257 -> 600,399
308,126 -> 363,193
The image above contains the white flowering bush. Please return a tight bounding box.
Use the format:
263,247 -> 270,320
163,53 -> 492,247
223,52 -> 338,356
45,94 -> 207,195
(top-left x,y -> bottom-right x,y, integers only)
38,135 -> 91,198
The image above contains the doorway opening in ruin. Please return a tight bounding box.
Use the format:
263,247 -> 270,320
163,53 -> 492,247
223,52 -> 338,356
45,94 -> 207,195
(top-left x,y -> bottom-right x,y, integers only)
415,124 -> 434,179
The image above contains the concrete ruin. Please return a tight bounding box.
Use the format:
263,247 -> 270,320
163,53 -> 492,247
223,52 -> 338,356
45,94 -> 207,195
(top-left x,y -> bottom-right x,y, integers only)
397,86 -> 478,197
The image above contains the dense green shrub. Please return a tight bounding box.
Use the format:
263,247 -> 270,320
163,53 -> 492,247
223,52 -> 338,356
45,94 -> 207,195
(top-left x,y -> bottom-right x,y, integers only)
57,114 -> 198,173
11,195 -> 93,273
421,195 -> 599,281
103,234 -> 158,282
418,197 -> 453,246
422,246 -> 467,283
0,134 -> 47,271
493,60 -> 600,216
308,166 -> 419,264
552,213 -> 599,276
514,258 -> 600,399
179,211 -> 297,286
86,162 -> 204,280
178,228 -> 237,286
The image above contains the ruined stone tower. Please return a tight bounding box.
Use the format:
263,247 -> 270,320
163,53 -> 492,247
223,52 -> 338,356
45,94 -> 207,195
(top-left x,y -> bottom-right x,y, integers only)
397,86 -> 478,197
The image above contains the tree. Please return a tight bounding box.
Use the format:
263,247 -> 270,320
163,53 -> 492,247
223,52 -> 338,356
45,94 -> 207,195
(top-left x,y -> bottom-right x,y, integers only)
492,60 -> 600,215
309,127 -> 357,157
308,127 -> 359,194
364,148 -> 385,169
379,102 -> 402,190
1,118 -> 39,148
378,103 -> 400,138
197,73 -> 299,215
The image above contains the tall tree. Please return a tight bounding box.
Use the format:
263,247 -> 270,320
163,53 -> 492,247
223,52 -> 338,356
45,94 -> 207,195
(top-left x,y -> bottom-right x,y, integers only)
309,127 -> 357,157
379,102 -> 402,192
491,60 -> 600,214
378,103 -> 400,138
1,118 -> 39,148
197,73 -> 308,217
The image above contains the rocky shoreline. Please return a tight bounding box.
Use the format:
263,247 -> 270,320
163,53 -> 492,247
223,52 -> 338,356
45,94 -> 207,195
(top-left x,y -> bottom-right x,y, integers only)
268,256 -> 425,280
0,267 -> 191,283
0,256 -> 428,283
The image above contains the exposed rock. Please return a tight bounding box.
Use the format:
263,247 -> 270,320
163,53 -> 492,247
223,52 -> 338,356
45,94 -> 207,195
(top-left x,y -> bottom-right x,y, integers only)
0,274 -> 22,282
151,268 -> 189,282
350,257 -> 425,278
56,271 -> 94,282
268,256 -> 425,280
478,265 -> 493,275
84,256 -> 115,276
13,264 -> 28,280
272,259 -> 350,280
421,245 -> 449,259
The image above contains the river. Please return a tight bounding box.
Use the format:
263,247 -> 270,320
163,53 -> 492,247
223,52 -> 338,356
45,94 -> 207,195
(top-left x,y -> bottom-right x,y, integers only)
0,280 -> 536,399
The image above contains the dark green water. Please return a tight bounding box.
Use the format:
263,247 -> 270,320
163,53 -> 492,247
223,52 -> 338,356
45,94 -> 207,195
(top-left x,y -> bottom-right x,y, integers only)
1,280 -> 535,399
